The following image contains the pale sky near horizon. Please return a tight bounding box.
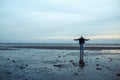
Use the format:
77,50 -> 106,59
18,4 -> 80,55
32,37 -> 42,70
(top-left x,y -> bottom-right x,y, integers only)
0,0 -> 120,43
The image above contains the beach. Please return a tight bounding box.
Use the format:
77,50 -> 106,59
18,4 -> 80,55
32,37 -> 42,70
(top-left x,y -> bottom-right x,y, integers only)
0,43 -> 120,80
1,43 -> 120,50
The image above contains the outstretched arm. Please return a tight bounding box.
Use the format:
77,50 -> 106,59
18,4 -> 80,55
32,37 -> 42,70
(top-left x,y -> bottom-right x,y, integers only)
74,39 -> 79,41
85,39 -> 90,41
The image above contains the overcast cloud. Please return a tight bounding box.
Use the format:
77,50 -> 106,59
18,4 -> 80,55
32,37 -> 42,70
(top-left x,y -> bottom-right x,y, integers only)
0,0 -> 120,43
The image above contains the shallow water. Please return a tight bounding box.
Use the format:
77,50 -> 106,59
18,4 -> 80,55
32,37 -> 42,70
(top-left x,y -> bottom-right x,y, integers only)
0,49 -> 120,80
0,43 -> 120,47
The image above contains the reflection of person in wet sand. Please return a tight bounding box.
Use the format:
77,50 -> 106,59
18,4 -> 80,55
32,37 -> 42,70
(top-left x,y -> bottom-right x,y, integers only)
74,36 -> 90,66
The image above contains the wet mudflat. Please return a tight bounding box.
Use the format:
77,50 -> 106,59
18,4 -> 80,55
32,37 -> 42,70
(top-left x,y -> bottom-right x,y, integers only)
0,48 -> 120,80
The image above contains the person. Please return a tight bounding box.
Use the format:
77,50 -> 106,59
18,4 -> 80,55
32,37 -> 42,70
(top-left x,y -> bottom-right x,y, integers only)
74,36 -> 89,44
74,36 -> 90,65
74,36 -> 89,54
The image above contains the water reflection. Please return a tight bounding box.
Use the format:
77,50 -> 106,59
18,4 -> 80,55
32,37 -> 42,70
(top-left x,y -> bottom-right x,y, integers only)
79,60 -> 85,70
101,50 -> 120,54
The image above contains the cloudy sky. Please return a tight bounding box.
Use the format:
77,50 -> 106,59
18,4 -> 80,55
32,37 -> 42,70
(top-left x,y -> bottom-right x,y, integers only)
0,0 -> 120,43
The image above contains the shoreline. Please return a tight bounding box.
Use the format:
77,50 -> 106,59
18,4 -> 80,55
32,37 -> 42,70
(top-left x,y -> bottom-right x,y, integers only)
8,46 -> 120,50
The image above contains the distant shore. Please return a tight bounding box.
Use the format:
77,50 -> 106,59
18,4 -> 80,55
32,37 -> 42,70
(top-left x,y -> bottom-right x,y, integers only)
1,45 -> 118,50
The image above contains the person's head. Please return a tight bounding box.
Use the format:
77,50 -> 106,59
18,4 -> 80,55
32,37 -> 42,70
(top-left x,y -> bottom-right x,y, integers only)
81,36 -> 83,38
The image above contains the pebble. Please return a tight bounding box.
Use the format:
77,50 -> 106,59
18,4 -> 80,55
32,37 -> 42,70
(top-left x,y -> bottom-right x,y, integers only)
74,73 -> 78,76
69,60 -> 73,62
117,74 -> 120,76
5,72 -> 12,74
72,63 -> 76,66
96,64 -> 99,66
20,66 -> 25,70
7,58 -> 10,60
96,58 -> 99,60
58,56 -> 60,58
12,60 -> 15,63
25,64 -> 28,67
53,64 -> 63,68
96,68 -> 102,70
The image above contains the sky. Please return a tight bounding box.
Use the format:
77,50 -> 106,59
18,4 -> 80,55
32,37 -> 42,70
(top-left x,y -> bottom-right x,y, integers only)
0,0 -> 120,43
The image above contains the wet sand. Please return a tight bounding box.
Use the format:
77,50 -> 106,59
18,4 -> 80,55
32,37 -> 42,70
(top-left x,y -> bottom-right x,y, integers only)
0,46 -> 120,80
6,45 -> 120,50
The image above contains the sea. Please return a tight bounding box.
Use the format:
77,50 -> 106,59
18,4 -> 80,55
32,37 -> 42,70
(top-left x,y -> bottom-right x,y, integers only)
0,43 -> 120,47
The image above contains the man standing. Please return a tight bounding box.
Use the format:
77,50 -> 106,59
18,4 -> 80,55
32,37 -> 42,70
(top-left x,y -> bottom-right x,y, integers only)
74,36 -> 89,65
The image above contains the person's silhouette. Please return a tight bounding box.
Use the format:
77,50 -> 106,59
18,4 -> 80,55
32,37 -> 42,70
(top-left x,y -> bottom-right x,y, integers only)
74,36 -> 89,65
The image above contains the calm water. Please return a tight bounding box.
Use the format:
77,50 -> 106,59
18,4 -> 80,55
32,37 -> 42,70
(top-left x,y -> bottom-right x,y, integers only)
0,43 -> 120,47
